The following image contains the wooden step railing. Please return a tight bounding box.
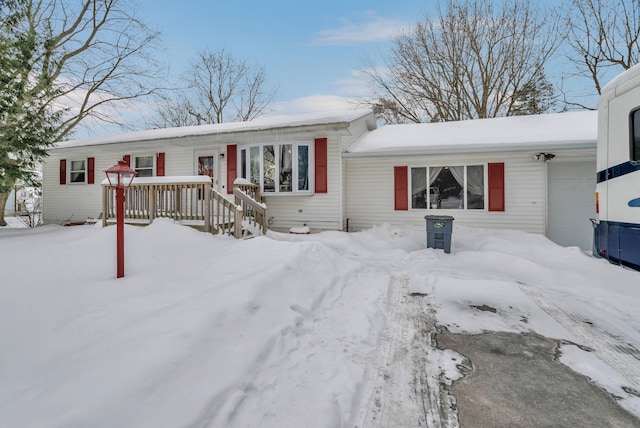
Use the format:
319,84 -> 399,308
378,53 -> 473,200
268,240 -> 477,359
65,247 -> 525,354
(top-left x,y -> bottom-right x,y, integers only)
233,181 -> 268,235
208,186 -> 243,238
101,176 -> 267,238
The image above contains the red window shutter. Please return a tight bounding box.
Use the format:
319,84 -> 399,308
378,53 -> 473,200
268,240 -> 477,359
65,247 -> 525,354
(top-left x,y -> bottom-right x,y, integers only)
227,144 -> 237,194
59,159 -> 67,185
87,157 -> 95,184
394,166 -> 409,211
488,162 -> 505,212
314,138 -> 328,193
156,152 -> 165,176
123,155 -> 131,166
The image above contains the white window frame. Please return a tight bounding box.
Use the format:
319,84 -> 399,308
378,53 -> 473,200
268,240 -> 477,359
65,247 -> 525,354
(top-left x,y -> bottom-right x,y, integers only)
409,164 -> 488,211
69,159 -> 87,184
239,142 -> 314,194
133,154 -> 155,177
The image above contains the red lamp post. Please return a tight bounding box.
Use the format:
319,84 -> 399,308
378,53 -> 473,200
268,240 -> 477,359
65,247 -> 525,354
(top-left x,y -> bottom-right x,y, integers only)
105,161 -> 137,278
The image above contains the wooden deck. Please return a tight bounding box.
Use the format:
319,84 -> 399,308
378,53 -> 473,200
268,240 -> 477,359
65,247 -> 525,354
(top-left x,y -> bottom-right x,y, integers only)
101,177 -> 267,238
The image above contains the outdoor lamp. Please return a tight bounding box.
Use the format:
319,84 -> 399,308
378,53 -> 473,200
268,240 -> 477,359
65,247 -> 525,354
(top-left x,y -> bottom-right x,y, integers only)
105,160 -> 136,188
104,160 -> 137,278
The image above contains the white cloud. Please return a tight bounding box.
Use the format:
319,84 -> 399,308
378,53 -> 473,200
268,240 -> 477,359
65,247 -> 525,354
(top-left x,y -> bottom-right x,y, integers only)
311,13 -> 410,46
270,95 -> 363,115
334,76 -> 371,97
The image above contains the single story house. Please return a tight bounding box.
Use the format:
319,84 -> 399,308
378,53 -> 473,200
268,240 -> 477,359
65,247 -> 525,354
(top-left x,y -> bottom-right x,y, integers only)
343,110 -> 598,251
42,110 -> 377,231
42,109 -> 598,251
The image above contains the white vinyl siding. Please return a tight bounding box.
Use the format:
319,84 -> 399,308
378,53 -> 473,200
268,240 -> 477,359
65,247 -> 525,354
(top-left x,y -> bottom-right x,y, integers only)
260,137 -> 342,231
345,152 -> 546,233
43,154 -> 107,223
42,117 -> 370,230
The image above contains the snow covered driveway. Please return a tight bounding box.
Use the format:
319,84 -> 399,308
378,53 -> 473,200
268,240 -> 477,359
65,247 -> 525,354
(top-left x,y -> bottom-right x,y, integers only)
0,221 -> 639,427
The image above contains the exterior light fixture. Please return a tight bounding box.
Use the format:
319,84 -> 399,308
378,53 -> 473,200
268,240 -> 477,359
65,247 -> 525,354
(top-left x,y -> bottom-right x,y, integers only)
104,160 -> 137,278
533,153 -> 556,161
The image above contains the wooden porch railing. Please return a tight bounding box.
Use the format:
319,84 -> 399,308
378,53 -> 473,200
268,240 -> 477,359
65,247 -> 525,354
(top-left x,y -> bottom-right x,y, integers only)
233,181 -> 268,235
101,176 -> 267,238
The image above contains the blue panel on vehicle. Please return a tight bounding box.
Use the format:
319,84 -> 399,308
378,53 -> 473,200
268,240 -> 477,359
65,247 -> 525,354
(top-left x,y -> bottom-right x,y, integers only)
595,221 -> 640,271
629,197 -> 640,207
620,225 -> 640,271
597,161 -> 640,183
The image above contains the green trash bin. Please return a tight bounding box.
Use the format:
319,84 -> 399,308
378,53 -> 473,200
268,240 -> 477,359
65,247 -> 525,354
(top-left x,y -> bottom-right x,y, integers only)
425,215 -> 454,253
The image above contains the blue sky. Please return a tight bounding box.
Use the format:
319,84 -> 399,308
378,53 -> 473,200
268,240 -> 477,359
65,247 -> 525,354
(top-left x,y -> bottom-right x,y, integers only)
135,0 -> 435,115
76,0 -> 598,139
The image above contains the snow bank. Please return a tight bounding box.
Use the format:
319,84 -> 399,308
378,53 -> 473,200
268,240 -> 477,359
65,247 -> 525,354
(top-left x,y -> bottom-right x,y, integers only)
1,221 -> 639,425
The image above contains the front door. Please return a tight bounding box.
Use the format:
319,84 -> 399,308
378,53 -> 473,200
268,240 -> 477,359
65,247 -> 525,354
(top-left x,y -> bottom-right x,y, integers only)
195,150 -> 219,190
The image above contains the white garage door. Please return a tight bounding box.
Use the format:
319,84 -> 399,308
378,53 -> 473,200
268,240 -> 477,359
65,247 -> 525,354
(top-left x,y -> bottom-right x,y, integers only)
547,161 -> 596,252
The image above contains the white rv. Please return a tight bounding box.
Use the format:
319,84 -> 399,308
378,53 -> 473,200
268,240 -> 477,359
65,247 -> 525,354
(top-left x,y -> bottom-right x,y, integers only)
594,64 -> 640,271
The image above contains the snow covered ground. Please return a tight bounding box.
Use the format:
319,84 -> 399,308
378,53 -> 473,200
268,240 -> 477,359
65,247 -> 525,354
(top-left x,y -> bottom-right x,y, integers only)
0,220 -> 638,427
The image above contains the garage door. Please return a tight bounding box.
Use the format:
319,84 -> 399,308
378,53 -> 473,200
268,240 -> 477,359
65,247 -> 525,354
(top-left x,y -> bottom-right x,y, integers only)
547,161 -> 596,252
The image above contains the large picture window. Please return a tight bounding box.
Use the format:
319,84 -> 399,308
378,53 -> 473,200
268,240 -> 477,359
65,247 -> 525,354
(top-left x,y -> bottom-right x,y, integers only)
239,143 -> 312,193
410,165 -> 485,210
631,108 -> 640,162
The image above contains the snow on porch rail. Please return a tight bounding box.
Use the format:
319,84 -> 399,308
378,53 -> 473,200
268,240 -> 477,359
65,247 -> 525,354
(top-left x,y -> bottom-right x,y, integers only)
100,176 -> 265,238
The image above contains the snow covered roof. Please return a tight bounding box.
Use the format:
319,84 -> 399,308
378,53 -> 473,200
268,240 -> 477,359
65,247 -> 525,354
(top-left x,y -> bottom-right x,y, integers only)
54,109 -> 375,149
345,111 -> 597,157
600,63 -> 640,101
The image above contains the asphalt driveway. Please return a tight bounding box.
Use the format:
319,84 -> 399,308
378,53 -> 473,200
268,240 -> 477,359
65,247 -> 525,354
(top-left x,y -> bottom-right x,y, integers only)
436,331 -> 640,427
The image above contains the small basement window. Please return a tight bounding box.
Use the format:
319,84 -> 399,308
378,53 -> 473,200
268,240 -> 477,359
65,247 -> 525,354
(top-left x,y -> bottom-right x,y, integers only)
69,160 -> 86,183
631,108 -> 640,162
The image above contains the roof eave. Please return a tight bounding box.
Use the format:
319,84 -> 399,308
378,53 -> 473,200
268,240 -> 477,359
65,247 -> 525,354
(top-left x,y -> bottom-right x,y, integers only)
343,140 -> 597,158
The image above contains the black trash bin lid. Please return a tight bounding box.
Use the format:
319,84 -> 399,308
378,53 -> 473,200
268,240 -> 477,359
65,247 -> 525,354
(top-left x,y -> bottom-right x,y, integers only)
424,215 -> 454,220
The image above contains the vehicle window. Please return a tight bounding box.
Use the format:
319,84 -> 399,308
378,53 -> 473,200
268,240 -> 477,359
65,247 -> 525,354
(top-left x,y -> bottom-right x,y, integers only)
632,108 -> 640,162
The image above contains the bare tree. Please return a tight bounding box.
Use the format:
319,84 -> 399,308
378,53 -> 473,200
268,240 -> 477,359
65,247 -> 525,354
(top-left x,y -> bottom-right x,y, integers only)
151,97 -> 196,129
150,48 -> 277,128
15,184 -> 44,227
362,0 -> 562,123
0,0 -> 164,226
24,0 -> 165,139
564,0 -> 640,107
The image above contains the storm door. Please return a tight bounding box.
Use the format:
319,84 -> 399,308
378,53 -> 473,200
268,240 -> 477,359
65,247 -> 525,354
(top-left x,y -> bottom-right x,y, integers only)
195,150 -> 219,187
195,150 -> 220,207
